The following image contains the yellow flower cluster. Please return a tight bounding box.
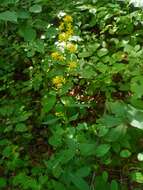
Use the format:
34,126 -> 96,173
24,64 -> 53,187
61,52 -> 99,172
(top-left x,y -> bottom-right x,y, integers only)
68,61 -> 77,70
59,22 -> 64,30
52,76 -> 65,88
58,15 -> 74,42
63,15 -> 73,23
66,43 -> 77,53
58,32 -> 70,42
51,52 -> 64,61
51,14 -> 78,89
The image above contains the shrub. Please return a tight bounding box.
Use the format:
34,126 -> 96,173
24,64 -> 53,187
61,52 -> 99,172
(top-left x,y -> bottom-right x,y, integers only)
1,0 -> 143,189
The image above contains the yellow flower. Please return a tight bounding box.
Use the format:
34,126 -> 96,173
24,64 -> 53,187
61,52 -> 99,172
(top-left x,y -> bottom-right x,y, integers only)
58,32 -> 70,42
68,61 -> 77,69
66,43 -> 77,53
63,15 -> 73,23
66,23 -> 73,31
52,76 -> 65,88
59,22 -> 65,30
66,29 -> 73,36
51,52 -> 64,61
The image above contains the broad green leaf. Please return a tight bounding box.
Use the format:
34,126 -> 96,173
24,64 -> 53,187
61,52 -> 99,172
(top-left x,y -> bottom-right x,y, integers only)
15,123 -> 27,132
112,143 -> 121,153
56,149 -> 76,164
61,96 -> 75,106
99,115 -> 123,128
52,165 -> 62,178
78,51 -> 93,58
46,27 -> 58,38
49,135 -> 62,147
2,146 -> 12,157
98,125 -> 109,137
110,180 -> 118,190
42,114 -> 59,125
120,149 -> 131,158
131,172 -> 143,184
29,4 -> 42,13
53,181 -> 66,190
19,27 -> 36,41
95,176 -> 110,190
42,95 -> 56,113
13,173 -> 38,189
81,66 -> 96,79
0,0 -> 19,4
60,149 -> 75,164
76,167 -> 91,178
131,76 -> 143,98
127,105 -> 143,130
69,173 -> 90,190
106,101 -> 126,117
105,124 -> 127,142
79,143 -> 96,156
97,48 -> 108,57
34,39 -> 45,53
102,171 -> 108,182
0,11 -> 17,22
17,10 -> 30,19
95,144 -> 110,157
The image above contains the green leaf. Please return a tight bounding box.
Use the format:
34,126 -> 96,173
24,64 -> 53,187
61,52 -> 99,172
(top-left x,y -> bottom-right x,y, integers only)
79,143 -> 96,156
52,165 -> 62,178
0,11 -> 17,22
42,114 -> 59,125
110,180 -> 118,190
102,171 -> 108,182
76,167 -> 91,178
53,181 -> 66,190
95,144 -> 111,157
49,135 -> 62,147
98,125 -> 109,137
2,146 -> 12,157
81,66 -> 96,79
99,115 -> 123,128
106,101 -> 126,117
97,48 -> 108,57
0,0 -> 19,5
131,172 -> 143,184
60,149 -> 75,164
17,10 -> 30,19
42,95 -> 56,113
19,27 -> 36,41
105,124 -> 127,142
95,176 -> 110,190
78,51 -> 93,58
29,4 -> 42,13
13,173 -> 38,189
69,173 -> 90,190
0,177 -> 6,188
34,39 -> 45,53
61,96 -> 75,107
120,149 -> 131,158
127,105 -> 143,130
15,123 -> 27,132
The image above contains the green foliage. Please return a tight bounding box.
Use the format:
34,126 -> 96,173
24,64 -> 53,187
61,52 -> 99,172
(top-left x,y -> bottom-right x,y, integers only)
1,0 -> 143,189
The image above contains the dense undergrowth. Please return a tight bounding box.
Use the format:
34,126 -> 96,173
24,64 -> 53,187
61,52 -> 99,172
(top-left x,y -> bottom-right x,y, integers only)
1,0 -> 143,189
